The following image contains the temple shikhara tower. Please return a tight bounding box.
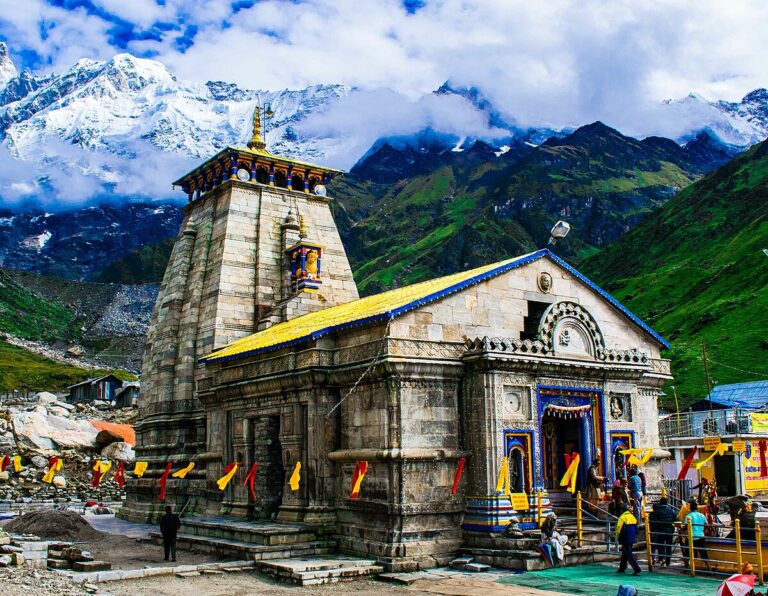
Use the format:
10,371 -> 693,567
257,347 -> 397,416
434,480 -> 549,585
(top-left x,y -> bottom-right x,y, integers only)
121,107 -> 672,570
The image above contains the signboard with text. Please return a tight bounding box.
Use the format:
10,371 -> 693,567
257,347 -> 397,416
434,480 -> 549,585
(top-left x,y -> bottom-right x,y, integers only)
511,493 -> 530,511
703,436 -> 722,451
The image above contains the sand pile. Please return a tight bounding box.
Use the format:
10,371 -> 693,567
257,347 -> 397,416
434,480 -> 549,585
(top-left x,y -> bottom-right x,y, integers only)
5,510 -> 105,541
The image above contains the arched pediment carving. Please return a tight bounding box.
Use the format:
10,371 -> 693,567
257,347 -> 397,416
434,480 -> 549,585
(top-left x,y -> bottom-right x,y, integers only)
538,301 -> 605,360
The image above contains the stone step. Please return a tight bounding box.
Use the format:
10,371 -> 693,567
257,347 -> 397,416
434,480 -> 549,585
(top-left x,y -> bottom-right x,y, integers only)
149,531 -> 336,560
256,557 -> 383,586
180,518 -> 319,546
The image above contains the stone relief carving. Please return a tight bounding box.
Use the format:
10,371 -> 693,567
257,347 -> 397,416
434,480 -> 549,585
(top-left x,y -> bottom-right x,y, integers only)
503,385 -> 530,419
559,330 -> 571,346
608,392 -> 632,421
537,271 -> 553,293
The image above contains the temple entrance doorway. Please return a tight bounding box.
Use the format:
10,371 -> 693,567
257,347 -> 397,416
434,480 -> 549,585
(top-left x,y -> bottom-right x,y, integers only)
542,414 -> 586,493
249,415 -> 284,519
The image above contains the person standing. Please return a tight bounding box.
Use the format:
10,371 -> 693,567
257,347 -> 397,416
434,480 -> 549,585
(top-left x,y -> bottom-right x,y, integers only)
159,505 -> 181,562
616,502 -> 641,576
585,457 -> 606,512
648,497 -> 677,566
628,467 -> 643,520
684,500 -> 710,569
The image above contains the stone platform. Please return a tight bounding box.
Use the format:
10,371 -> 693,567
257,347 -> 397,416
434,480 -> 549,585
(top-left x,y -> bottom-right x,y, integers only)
148,516 -> 336,561
255,556 -> 384,586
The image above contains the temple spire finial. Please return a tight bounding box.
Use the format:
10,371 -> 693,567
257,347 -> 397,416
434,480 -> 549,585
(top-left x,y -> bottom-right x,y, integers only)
247,103 -> 268,152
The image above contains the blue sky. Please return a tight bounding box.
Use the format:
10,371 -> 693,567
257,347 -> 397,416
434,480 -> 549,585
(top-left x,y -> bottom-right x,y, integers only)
1,0 -> 766,125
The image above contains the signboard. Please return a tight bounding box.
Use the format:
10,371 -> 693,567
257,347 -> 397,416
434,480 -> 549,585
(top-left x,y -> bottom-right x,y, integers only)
733,441 -> 746,453
752,413 -> 768,433
703,436 -> 722,451
511,493 -> 530,511
743,440 -> 768,494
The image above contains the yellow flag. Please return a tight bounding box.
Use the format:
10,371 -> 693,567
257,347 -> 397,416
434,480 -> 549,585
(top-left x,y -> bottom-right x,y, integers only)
560,454 -> 580,493
696,443 -> 728,470
621,447 -> 653,466
42,467 -> 55,483
172,462 -> 195,479
289,462 -> 301,491
13,455 -> 22,472
216,463 -> 239,490
133,461 -> 148,477
495,457 -> 511,496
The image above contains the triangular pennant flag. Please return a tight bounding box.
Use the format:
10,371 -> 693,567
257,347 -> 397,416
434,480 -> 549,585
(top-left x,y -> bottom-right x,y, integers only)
560,453 -> 580,493
113,460 -> 126,488
243,463 -> 259,501
42,457 -> 60,484
289,462 -> 301,491
622,447 -> 654,467
12,455 -> 22,473
696,443 -> 729,470
216,463 -> 239,490
172,462 -> 195,479
495,456 -> 511,496
451,457 -> 466,496
350,461 -> 368,499
0,455 -> 9,472
92,460 -> 112,486
133,461 -> 148,477
677,446 -> 698,480
158,463 -> 173,500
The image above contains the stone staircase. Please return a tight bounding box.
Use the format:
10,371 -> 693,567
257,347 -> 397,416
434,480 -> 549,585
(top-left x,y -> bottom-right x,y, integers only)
148,517 -> 336,561
255,556 -> 384,586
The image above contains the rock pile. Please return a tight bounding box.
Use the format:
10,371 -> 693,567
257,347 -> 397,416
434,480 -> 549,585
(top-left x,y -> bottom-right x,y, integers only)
1,392 -> 136,503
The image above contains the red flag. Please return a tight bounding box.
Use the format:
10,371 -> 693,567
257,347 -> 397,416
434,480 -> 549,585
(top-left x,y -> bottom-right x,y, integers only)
451,457 -> 466,496
92,469 -> 102,487
114,460 -> 126,489
760,441 -> 768,478
158,463 -> 172,500
0,455 -> 9,472
350,461 -> 368,499
243,463 -> 259,501
677,446 -> 698,480
451,457 -> 467,495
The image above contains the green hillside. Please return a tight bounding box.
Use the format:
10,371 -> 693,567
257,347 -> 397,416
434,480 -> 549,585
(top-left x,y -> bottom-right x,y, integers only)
584,141 -> 768,407
0,269 -> 76,342
93,237 -> 175,283
335,123 -> 702,295
0,340 -> 134,392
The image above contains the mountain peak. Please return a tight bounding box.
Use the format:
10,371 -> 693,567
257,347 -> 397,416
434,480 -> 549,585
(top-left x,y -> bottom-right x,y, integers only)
742,88 -> 768,105
0,41 -> 18,88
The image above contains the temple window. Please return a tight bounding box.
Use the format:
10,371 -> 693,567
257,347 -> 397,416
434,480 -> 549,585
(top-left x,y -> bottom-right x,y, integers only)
308,176 -> 319,194
521,301 -> 549,341
275,170 -> 287,188
291,173 -> 304,191
256,166 -> 269,184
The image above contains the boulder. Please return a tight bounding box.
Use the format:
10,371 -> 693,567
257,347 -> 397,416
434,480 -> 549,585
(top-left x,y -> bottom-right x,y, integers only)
52,475 -> 67,488
100,441 -> 135,462
0,471 -> 8,482
92,400 -> 111,409
12,408 -> 97,453
36,392 -> 58,404
31,455 -> 48,468
0,554 -> 10,567
65,345 -> 84,358
52,401 -> 76,412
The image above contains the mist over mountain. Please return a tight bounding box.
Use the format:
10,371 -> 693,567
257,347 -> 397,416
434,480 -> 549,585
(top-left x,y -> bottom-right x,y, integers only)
1,43 -> 767,213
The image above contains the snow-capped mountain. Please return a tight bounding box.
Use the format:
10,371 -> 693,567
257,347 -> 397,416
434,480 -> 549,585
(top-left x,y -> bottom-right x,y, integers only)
660,89 -> 768,147
0,43 -> 17,87
0,46 -> 348,164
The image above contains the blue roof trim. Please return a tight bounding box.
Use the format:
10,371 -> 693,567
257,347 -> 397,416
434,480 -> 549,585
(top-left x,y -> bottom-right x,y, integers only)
205,248 -> 669,364
544,250 -> 671,349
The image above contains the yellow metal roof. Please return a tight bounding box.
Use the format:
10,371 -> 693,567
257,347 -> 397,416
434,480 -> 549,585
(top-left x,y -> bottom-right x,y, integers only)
203,250 -> 544,363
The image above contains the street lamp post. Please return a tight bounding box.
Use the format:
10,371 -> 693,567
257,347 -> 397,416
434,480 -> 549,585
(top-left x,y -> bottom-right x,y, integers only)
547,220 -> 571,248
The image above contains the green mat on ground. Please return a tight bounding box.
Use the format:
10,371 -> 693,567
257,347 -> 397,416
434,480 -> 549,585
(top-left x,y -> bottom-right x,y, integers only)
497,563 -> 722,596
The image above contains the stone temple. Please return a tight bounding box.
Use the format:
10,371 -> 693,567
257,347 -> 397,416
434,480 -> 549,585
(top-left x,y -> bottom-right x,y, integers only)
120,109 -> 672,569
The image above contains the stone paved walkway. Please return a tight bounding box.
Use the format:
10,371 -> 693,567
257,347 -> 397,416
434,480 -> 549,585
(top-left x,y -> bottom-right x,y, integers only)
84,513 -> 154,539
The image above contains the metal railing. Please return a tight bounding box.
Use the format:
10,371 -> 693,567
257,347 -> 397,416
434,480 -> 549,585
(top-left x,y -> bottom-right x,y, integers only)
659,409 -> 752,443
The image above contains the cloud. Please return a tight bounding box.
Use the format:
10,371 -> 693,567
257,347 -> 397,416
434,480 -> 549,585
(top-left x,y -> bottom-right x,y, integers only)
0,137 -> 195,210
1,0 -> 767,128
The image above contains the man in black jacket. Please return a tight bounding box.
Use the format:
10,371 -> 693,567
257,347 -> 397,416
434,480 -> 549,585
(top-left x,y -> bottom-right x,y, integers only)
159,505 -> 181,562
648,497 -> 677,566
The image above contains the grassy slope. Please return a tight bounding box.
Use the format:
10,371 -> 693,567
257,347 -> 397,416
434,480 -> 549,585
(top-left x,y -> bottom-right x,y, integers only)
584,141 -> 768,407
0,340 -> 135,392
0,270 -> 76,342
0,271 -> 136,391
336,126 -> 699,295
93,237 -> 175,283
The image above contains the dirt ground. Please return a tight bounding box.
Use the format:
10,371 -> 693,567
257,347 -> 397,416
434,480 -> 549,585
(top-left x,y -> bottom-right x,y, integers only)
86,532 -> 227,570
105,572 -> 568,596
